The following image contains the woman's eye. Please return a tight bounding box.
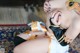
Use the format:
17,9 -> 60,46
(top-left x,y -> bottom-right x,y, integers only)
69,2 -> 74,7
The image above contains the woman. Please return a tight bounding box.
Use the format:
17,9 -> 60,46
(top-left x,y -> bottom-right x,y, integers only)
13,0 -> 80,53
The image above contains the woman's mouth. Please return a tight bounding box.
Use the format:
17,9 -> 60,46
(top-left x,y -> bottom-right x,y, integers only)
51,11 -> 61,26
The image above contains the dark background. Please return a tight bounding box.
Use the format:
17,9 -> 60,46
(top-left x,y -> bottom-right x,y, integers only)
0,0 -> 45,7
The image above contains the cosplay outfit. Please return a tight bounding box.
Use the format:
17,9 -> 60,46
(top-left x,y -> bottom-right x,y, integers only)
14,0 -> 80,52
14,21 -> 69,53
48,25 -> 69,53
49,38 -> 69,53
43,0 -> 80,53
48,0 -> 80,52
22,21 -> 69,53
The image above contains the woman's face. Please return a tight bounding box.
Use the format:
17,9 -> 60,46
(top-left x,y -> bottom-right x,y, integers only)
44,0 -> 79,28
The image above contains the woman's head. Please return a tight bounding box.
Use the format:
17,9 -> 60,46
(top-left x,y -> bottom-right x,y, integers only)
44,0 -> 80,28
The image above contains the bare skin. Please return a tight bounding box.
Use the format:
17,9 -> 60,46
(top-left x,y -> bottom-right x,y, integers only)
13,38 -> 50,53
44,0 -> 80,43
13,0 -> 80,53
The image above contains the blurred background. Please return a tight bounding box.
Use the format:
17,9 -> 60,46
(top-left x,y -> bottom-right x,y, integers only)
0,0 -> 46,53
0,0 -> 46,24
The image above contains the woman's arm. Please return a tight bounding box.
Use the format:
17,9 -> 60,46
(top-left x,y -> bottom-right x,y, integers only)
64,18 -> 80,43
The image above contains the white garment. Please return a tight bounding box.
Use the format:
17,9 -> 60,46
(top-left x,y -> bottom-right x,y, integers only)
50,39 -> 69,53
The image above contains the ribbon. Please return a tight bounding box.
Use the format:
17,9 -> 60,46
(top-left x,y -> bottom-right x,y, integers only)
31,21 -> 47,32
24,21 -> 47,40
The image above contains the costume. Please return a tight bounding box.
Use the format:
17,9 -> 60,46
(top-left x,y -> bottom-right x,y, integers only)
48,25 -> 69,53
44,0 -> 80,45
23,21 -> 69,53
23,0 -> 80,53
14,0 -> 80,52
49,39 -> 69,53
14,36 -> 26,46
49,17 -> 68,46
48,0 -> 80,53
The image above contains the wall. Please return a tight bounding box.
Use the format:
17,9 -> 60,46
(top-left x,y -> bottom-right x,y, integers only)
0,6 -> 46,25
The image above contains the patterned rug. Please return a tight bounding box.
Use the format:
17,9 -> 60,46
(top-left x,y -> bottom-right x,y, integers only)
0,26 -> 29,53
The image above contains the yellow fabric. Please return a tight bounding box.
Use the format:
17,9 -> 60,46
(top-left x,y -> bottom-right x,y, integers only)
27,35 -> 36,40
31,21 -> 47,32
24,30 -> 37,40
24,21 -> 47,40
31,21 -> 39,32
24,30 -> 30,34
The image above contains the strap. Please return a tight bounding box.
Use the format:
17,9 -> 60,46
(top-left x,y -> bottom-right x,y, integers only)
48,38 -> 51,53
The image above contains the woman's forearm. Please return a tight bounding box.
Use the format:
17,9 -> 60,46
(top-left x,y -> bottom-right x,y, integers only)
64,19 -> 80,43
